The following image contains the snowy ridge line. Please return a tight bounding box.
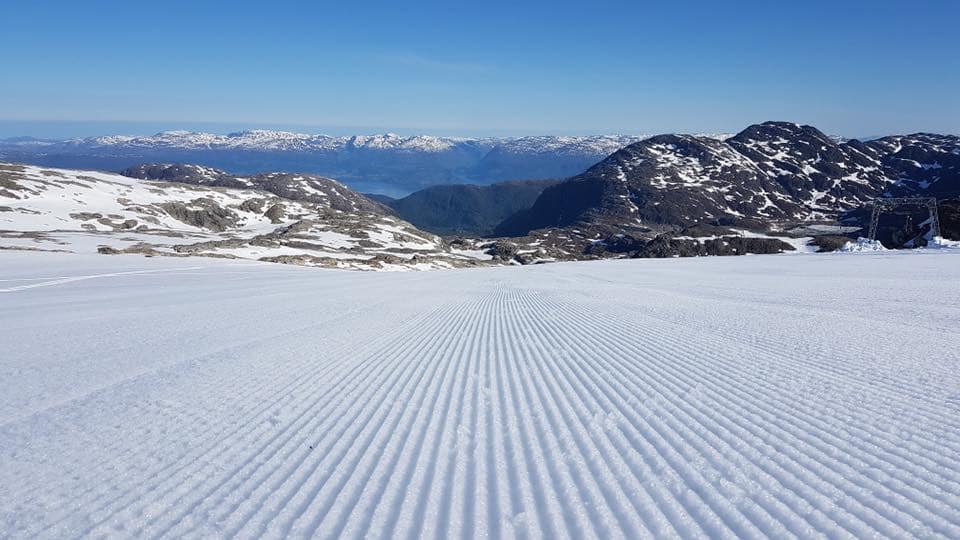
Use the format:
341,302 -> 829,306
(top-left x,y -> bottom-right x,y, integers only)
547,294 -> 960,535
37,293 -> 464,537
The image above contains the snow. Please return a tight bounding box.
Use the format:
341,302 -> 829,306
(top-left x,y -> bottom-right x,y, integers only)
46,130 -> 655,156
1,251 -> 959,538
0,165 -> 294,235
928,236 -> 960,249
494,135 -> 647,157
0,164 -> 475,270
10,131 -> 747,158
449,248 -> 495,260
840,237 -> 888,252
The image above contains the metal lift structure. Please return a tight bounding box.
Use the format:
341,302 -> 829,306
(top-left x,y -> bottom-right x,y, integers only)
867,197 -> 941,241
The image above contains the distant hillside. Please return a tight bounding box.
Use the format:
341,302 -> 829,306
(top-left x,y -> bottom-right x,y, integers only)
0,162 -> 492,270
383,179 -> 559,236
363,193 -> 397,206
121,163 -> 391,214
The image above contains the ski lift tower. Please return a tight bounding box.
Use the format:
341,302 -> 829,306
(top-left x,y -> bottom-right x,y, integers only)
867,197 -> 941,240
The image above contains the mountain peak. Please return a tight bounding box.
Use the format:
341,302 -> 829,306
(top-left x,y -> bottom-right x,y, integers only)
497,122 -> 960,237
731,121 -> 831,144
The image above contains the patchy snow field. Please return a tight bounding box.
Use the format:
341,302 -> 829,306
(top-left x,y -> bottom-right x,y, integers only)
0,163 -> 486,270
1,251 -> 959,538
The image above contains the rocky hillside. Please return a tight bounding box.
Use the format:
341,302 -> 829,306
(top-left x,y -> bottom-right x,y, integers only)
0,163 -> 493,270
381,179 -> 559,236
121,163 -> 390,214
496,122 -> 960,240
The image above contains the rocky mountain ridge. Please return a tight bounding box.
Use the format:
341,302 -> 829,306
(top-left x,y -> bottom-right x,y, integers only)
120,163 -> 391,214
497,122 -> 959,240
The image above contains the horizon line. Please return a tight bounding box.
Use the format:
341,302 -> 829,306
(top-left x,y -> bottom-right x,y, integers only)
0,118 -> 954,141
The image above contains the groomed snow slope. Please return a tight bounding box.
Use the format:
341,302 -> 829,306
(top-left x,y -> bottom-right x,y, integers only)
1,251 -> 959,538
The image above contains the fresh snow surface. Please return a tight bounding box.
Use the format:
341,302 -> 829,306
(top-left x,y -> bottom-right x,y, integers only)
840,237 -> 889,252
1,251 -> 959,538
929,236 -> 960,249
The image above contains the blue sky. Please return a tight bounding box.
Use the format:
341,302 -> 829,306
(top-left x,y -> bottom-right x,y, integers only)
1,0 -> 957,138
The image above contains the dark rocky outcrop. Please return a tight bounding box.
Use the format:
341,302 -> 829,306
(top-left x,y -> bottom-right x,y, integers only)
632,235 -> 795,258
484,240 -> 520,261
808,235 -> 854,253
936,198 -> 960,240
585,234 -> 648,255
264,203 -> 285,223
159,199 -> 237,232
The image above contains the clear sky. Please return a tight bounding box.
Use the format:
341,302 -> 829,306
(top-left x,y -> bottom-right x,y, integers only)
1,0 -> 957,138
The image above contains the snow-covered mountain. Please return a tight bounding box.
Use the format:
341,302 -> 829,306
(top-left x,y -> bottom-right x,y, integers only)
119,163 -> 391,214
0,162 -> 493,270
0,131 -> 652,196
75,130 -> 475,153
496,122 -> 960,238
5,122 -> 958,266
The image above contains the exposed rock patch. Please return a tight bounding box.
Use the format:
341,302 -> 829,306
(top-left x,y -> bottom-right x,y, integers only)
159,199 -> 237,232
633,235 -> 795,258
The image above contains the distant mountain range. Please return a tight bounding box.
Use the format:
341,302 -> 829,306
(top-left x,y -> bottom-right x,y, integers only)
0,130 -> 666,196
3,121 -> 958,268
